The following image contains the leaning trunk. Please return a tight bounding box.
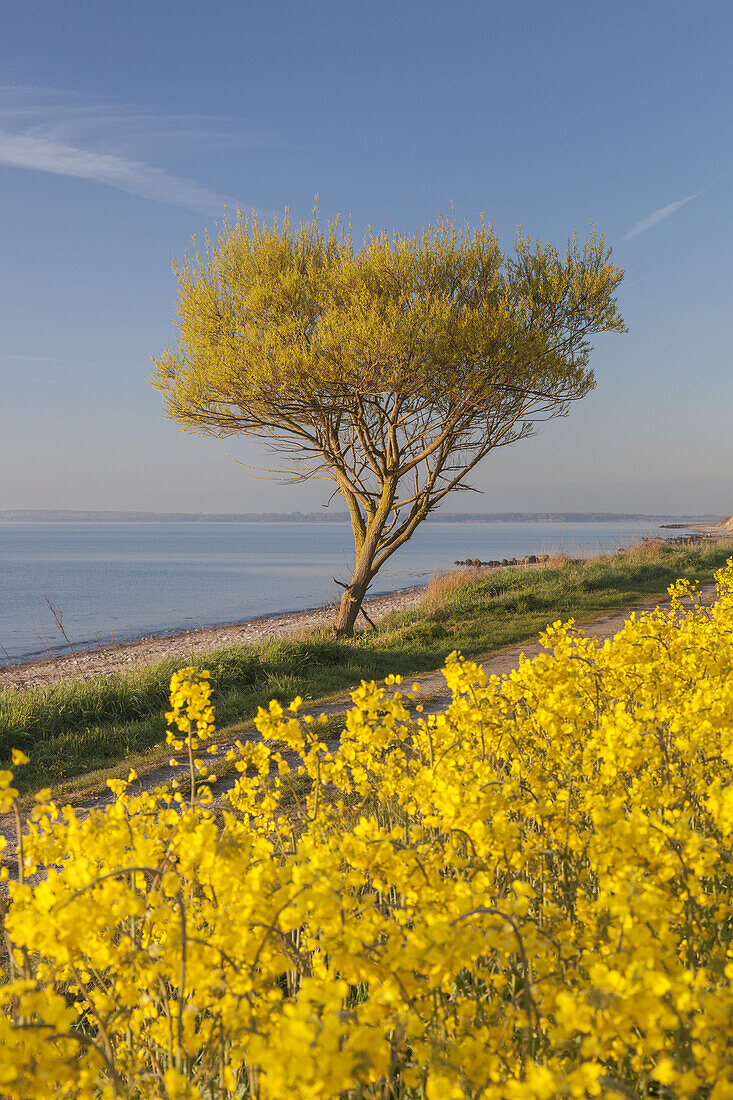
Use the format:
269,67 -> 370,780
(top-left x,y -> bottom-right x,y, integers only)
332,476 -> 397,637
332,552 -> 374,638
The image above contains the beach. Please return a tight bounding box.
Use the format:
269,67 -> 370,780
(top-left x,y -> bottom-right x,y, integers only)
3,520 -> 728,692
0,583 -> 426,690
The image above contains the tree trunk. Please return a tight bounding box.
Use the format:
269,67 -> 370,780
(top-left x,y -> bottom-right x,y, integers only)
331,476 -> 397,637
332,553 -> 374,637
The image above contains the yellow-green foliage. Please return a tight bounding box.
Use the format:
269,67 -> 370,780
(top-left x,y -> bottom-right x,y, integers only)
151,211 -> 624,435
2,566 -> 733,1098
151,210 -> 625,635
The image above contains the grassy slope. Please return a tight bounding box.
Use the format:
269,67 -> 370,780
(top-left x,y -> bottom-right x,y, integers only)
2,540 -> 731,794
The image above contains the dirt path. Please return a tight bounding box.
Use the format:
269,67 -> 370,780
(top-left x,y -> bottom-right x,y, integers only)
74,585 -> 720,800
1,582 -> 716,877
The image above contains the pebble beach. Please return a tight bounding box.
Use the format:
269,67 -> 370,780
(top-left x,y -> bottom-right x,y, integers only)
0,584 -> 426,691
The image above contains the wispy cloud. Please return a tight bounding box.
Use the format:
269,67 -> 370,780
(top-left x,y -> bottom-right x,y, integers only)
0,131 -> 231,212
0,83 -> 242,213
623,192 -> 700,240
0,83 -> 260,155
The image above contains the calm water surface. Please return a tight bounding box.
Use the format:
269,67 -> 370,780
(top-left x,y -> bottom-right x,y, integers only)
0,520 -> 662,662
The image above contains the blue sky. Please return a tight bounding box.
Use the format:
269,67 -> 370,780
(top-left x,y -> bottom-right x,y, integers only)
2,0 -> 731,515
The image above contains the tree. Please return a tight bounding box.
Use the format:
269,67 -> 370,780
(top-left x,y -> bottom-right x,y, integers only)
152,211 -> 625,636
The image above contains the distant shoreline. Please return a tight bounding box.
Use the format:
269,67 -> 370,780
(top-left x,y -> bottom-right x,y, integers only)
0,510 -> 721,524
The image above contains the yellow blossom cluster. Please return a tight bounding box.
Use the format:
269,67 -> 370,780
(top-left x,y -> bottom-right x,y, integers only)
1,565 -> 733,1098
163,666 -> 219,808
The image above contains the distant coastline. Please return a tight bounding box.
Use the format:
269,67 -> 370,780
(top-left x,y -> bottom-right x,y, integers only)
0,509 -> 721,524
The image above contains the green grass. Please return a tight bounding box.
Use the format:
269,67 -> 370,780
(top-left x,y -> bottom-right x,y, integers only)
3,539 -> 731,794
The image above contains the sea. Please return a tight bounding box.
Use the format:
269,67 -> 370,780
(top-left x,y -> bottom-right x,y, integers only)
0,519 -> 679,664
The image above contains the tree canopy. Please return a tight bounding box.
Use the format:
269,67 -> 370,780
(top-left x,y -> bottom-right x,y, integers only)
152,211 -> 625,634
